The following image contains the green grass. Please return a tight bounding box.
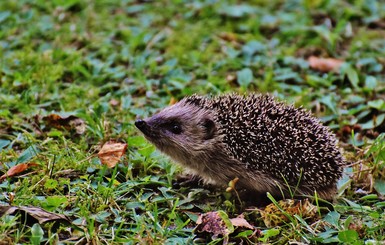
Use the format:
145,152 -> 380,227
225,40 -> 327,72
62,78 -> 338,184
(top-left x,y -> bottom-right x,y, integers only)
1,0 -> 385,244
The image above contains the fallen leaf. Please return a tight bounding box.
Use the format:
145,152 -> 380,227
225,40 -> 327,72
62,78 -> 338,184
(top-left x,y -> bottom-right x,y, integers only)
230,214 -> 254,229
0,163 -> 40,182
259,199 -> 318,227
109,99 -> 119,107
348,220 -> 365,238
0,205 -> 70,225
308,56 -> 344,72
7,192 -> 15,204
196,211 -> 234,238
226,74 -> 236,83
43,113 -> 86,135
218,32 -> 238,42
97,142 -> 128,168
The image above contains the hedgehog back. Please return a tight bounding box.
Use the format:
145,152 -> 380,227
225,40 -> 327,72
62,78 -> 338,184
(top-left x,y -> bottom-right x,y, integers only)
205,94 -> 344,189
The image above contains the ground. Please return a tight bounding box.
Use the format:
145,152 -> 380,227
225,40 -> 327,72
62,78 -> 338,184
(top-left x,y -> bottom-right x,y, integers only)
0,0 -> 385,244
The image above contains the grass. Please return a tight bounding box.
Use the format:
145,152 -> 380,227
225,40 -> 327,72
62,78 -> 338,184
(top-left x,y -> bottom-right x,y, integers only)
1,0 -> 385,244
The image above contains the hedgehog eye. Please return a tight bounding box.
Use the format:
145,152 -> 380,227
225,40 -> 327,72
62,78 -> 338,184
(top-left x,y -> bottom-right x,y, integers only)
168,123 -> 182,134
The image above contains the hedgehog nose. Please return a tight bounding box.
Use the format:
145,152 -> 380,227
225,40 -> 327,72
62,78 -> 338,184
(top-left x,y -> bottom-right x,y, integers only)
135,119 -> 147,131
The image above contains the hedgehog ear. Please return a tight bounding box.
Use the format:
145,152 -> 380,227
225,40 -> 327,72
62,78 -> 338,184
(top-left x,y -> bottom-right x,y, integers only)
202,118 -> 216,140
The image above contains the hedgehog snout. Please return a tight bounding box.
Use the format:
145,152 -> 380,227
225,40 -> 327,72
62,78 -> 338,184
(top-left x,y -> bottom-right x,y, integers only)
135,119 -> 148,133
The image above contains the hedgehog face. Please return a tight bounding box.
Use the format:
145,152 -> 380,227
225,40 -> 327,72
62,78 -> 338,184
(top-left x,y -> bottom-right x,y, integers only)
135,102 -> 217,165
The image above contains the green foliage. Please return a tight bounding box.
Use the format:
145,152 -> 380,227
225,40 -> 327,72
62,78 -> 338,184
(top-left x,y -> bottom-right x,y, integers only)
0,0 -> 385,243
30,224 -> 44,245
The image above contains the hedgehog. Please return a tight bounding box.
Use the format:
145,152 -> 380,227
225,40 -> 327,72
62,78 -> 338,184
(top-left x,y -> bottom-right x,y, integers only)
135,93 -> 345,201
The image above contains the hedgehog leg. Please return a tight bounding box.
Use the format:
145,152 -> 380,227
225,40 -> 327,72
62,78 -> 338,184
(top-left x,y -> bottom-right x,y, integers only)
173,173 -> 217,191
235,189 -> 271,206
174,173 -> 202,187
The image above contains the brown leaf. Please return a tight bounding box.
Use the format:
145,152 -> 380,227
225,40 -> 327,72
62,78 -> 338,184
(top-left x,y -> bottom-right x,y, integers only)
43,113 -> 86,135
308,56 -> 344,72
259,199 -> 318,227
196,211 -> 233,238
0,163 -> 39,182
230,214 -> 254,229
98,142 -> 128,168
0,205 -> 70,224
348,220 -> 365,238
109,99 -> 119,107
218,32 -> 238,42
226,74 -> 236,83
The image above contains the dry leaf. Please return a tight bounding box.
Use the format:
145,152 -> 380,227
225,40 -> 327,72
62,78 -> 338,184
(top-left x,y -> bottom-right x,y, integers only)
109,99 -> 119,107
226,74 -> 236,83
308,56 -> 344,72
0,163 -> 39,182
98,142 -> 128,168
54,169 -> 82,179
196,211 -> 234,238
218,32 -> 237,42
259,199 -> 318,227
0,205 -> 70,224
43,113 -> 86,135
230,214 -> 254,229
